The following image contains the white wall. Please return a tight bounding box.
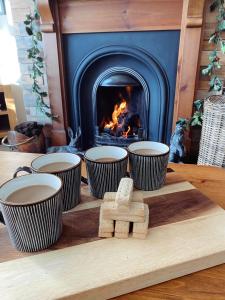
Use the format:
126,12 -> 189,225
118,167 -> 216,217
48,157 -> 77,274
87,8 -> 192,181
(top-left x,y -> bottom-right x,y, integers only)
0,0 -> 26,123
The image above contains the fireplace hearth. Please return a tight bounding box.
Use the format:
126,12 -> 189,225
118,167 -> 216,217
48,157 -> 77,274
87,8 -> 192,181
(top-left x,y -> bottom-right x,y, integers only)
64,31 -> 180,150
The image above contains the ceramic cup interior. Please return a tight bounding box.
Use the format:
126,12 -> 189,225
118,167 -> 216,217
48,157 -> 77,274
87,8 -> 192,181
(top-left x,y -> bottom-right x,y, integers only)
85,146 -> 128,162
31,153 -> 81,172
128,141 -> 169,155
0,174 -> 62,205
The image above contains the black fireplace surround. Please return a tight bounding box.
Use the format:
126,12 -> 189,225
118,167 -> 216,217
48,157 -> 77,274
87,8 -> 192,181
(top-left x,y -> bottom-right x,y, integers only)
63,31 -> 180,150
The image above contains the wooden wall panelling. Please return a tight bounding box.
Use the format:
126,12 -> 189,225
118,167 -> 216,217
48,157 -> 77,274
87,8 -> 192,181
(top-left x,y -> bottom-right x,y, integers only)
37,0 -> 68,146
58,0 -> 182,33
173,0 -> 205,128
195,0 -> 224,99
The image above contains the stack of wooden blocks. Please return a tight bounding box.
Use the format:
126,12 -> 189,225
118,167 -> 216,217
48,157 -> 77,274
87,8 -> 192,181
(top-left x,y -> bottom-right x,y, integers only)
99,178 -> 149,239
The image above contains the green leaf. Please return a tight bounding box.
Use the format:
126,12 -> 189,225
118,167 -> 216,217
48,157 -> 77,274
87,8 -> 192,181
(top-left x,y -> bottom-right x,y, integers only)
209,76 -> 223,91
176,118 -> 189,129
202,64 -> 213,75
40,92 -> 48,97
25,14 -> 32,21
25,26 -> 33,35
209,33 -> 219,44
36,32 -> 42,41
218,20 -> 225,31
36,57 -> 43,62
24,20 -> 31,25
221,40 -> 225,53
209,50 -> 218,62
193,100 -> 204,112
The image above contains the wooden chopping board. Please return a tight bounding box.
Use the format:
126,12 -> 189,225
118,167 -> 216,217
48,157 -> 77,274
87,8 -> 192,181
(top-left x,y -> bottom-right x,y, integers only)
1,172 -> 225,300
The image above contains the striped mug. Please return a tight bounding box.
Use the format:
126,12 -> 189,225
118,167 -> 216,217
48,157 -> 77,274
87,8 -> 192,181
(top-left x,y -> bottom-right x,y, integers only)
128,141 -> 170,190
15,153 -> 82,211
84,146 -> 128,199
0,173 -> 62,252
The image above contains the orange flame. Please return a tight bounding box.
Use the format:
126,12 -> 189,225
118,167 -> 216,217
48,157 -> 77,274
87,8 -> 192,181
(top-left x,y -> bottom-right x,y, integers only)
122,126 -> 131,138
104,99 -> 127,130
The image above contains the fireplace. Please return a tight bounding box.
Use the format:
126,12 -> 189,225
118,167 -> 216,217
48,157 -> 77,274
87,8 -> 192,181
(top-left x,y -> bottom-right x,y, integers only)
64,31 -> 180,150
37,0 -> 205,148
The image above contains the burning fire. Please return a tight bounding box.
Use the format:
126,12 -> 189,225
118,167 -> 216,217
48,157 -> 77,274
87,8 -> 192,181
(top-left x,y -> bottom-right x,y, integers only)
104,98 -> 128,131
100,88 -> 141,138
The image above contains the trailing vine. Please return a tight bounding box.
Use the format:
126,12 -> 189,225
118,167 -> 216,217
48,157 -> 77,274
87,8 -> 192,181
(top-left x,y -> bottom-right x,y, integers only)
24,0 -> 57,119
202,0 -> 225,92
177,99 -> 204,129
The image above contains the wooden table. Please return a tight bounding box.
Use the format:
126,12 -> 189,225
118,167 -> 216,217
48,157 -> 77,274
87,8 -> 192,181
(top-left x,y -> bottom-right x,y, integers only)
1,151 -> 225,299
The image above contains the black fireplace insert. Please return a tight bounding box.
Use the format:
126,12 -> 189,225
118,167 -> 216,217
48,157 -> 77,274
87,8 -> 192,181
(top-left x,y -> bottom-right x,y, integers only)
63,30 -> 180,150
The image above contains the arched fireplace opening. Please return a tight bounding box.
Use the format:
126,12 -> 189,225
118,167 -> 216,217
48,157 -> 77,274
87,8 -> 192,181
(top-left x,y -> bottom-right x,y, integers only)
93,68 -> 149,147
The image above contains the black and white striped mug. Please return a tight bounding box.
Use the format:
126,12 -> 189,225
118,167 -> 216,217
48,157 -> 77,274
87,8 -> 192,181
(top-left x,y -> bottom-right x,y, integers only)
0,173 -> 63,252
84,146 -> 128,199
128,141 -> 170,190
19,153 -> 82,211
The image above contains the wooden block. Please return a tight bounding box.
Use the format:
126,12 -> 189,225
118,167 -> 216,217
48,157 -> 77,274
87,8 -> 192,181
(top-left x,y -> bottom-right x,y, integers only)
132,191 -> 144,203
98,230 -> 113,238
115,178 -> 133,209
104,191 -> 143,203
114,231 -> 129,239
133,204 -> 149,235
115,221 -> 130,234
99,206 -> 114,232
103,192 -> 116,202
102,202 -> 145,223
132,232 -> 148,239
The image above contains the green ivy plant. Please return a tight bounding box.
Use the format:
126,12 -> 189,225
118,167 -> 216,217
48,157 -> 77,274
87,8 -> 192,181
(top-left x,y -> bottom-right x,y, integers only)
189,100 -> 204,126
177,99 -> 204,129
24,0 -> 57,119
202,0 -> 225,92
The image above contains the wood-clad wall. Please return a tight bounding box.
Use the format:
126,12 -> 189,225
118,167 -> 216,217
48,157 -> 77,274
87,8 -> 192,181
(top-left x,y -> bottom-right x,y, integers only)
195,0 -> 222,99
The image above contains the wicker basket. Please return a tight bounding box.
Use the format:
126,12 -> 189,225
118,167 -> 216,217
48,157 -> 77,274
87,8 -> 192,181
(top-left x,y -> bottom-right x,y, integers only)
198,95 -> 225,167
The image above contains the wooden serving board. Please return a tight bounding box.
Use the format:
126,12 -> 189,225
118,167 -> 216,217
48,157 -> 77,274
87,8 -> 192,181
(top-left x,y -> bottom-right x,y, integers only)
1,172 -> 225,300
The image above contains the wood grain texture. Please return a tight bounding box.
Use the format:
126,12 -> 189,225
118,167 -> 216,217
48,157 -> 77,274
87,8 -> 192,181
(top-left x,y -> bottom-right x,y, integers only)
37,0 -> 54,32
1,152 -> 225,299
195,0 -> 221,99
42,33 -> 67,146
0,176 -> 205,263
173,0 -> 205,127
1,212 -> 225,300
58,0 -> 182,33
1,153 -> 225,299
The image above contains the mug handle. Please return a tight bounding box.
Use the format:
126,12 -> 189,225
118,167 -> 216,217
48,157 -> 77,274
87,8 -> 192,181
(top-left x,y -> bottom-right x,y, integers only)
13,166 -> 32,178
0,167 -> 31,225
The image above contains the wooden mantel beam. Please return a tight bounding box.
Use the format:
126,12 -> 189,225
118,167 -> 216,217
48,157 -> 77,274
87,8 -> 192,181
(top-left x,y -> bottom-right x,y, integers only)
37,0 -> 54,32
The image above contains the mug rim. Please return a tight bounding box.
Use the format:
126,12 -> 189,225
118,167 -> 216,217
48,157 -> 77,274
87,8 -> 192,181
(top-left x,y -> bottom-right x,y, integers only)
127,141 -> 170,157
84,146 -> 128,164
31,152 -> 81,174
0,173 -> 63,207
